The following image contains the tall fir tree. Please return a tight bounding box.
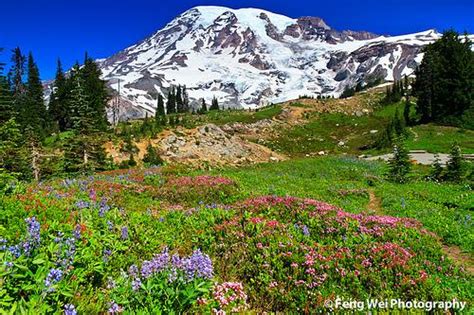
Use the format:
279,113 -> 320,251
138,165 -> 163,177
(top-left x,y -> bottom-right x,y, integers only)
81,55 -> 109,131
8,47 -> 27,124
210,96 -> 219,111
413,30 -> 473,123
182,85 -> 189,112
387,139 -> 411,183
176,85 -> 184,112
24,52 -> 49,138
444,143 -> 464,182
403,97 -> 411,126
166,88 -> 176,114
64,66 -> 106,173
0,56 -> 15,123
48,59 -> 70,131
156,93 -> 165,116
200,98 -> 207,114
0,118 -> 30,181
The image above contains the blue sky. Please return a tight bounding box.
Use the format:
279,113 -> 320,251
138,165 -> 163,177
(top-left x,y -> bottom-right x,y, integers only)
2,0 -> 473,79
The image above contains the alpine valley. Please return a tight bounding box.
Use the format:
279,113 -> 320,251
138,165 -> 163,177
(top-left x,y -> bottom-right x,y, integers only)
87,5 -> 461,119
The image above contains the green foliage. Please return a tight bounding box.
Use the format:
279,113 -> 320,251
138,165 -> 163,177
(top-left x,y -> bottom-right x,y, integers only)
22,53 -> 49,138
413,30 -> 474,125
382,79 -> 405,105
155,93 -> 165,117
0,118 -> 30,181
142,143 -> 164,166
387,140 -> 411,183
48,59 -> 70,132
0,157 -> 472,313
210,96 -> 219,111
429,154 -> 444,182
81,55 -> 109,131
444,144 -> 464,182
339,86 -> 355,99
63,67 -> 107,174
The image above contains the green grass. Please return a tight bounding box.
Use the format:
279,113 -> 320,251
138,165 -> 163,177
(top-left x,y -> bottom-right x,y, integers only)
263,102 -> 406,157
405,124 -> 474,154
203,105 -> 282,125
1,156 -> 472,313
213,156 -> 473,252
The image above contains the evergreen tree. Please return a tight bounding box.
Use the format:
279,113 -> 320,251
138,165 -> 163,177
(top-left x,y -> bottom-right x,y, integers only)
429,154 -> 444,182
210,96 -> 219,111
393,108 -> 405,137
0,118 -> 30,181
403,97 -> 411,126
24,52 -> 49,137
445,143 -> 464,182
182,85 -> 189,112
387,139 -> 411,183
176,85 -> 183,112
48,59 -> 70,131
80,55 -> 109,131
0,57 -> 15,123
200,98 -> 207,114
8,47 -> 26,100
64,66 -> 106,173
413,30 -> 473,123
166,88 -> 176,114
156,93 -> 165,116
141,113 -> 152,135
143,143 -> 164,166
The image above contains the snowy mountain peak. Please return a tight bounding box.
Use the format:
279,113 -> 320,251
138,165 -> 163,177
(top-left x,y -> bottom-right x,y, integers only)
94,6 -> 467,120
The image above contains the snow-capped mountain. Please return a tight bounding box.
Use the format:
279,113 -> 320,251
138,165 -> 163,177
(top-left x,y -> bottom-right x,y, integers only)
98,6 -> 448,118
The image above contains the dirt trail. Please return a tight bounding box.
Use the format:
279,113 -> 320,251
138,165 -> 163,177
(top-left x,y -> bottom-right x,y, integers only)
367,189 -> 473,274
367,189 -> 383,215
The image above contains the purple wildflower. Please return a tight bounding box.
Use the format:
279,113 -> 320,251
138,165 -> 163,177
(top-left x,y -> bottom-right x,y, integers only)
108,301 -> 123,314
25,217 -> 41,245
4,261 -> 13,268
302,225 -> 310,236
98,197 -> 111,217
89,189 -> 97,201
107,221 -> 114,231
128,264 -> 139,278
131,277 -> 142,291
75,200 -> 89,210
106,277 -> 116,289
103,249 -> 112,263
0,238 -> 7,251
45,268 -> 63,289
21,241 -> 33,256
73,225 -> 82,240
8,245 -> 21,258
121,227 -> 128,240
64,304 -> 77,315
140,249 -> 169,279
182,249 -> 213,281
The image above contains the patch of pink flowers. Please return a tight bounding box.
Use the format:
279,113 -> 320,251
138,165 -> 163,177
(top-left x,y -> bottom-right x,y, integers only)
372,242 -> 413,268
239,195 -> 339,213
212,282 -> 248,313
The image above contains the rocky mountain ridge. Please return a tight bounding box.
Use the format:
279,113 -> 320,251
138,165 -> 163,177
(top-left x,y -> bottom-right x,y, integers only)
80,6 -> 471,119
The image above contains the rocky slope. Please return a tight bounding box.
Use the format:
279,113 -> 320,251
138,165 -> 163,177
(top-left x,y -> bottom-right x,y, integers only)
96,6 -> 467,119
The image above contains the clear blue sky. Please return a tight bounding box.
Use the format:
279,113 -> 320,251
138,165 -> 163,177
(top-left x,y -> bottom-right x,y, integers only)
2,0 -> 473,79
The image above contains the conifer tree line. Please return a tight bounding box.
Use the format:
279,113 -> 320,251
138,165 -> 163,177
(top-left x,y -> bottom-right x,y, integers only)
154,86 -> 221,117
0,47 -> 110,181
413,30 -> 473,126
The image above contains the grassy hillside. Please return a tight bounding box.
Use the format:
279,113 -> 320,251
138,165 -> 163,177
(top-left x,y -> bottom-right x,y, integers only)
2,90 -> 473,313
